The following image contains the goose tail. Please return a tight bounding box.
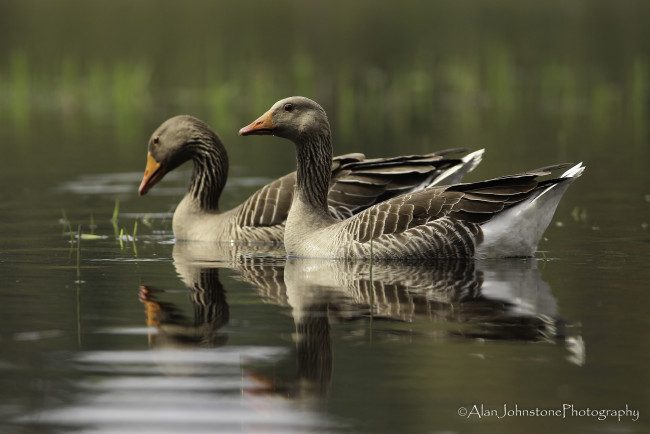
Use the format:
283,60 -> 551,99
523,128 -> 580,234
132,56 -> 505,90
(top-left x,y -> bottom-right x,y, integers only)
476,162 -> 585,258
428,149 -> 485,187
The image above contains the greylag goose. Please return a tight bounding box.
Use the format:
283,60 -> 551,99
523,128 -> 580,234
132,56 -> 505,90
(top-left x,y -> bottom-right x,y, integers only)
138,115 -> 483,242
239,96 -> 585,259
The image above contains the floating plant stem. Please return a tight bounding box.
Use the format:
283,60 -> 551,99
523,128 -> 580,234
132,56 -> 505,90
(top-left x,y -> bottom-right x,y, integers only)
132,220 -> 139,257
111,200 -> 120,222
76,225 -> 81,283
76,225 -> 82,346
119,227 -> 125,250
111,200 -> 120,238
117,224 -> 137,255
61,209 -> 74,242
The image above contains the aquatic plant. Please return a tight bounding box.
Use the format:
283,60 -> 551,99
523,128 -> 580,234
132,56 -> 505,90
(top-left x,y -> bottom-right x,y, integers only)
60,203 -> 145,259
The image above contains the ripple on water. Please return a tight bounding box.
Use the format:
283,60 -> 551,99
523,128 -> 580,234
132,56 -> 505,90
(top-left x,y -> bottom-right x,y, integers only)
16,346 -> 338,433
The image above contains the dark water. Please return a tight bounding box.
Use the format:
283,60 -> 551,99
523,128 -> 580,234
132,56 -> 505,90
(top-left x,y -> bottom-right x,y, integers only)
1,161 -> 648,434
1,1 -> 650,433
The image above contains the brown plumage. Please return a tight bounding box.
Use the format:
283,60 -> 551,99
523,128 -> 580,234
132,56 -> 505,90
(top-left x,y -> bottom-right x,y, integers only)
138,115 -> 483,242
239,96 -> 585,259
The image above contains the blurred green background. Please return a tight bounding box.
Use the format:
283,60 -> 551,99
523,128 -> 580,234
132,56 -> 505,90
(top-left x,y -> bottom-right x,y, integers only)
1,0 -> 648,185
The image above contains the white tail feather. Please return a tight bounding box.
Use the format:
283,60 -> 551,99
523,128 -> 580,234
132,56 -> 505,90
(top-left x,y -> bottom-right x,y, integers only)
561,162 -> 585,179
430,148 -> 485,186
476,162 -> 585,258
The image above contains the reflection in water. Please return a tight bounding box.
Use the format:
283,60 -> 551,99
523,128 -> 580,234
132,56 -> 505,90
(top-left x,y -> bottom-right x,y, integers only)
138,241 -> 286,352
17,242 -> 584,432
171,241 -> 288,301
283,258 -> 563,340
280,258 -> 585,396
141,243 -> 584,400
140,267 -> 230,349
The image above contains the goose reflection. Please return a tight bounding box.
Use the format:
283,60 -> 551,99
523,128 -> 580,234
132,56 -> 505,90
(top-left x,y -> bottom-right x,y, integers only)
139,241 -> 286,350
140,242 -> 583,398
264,258 -> 585,397
284,258 -> 574,341
139,268 -> 229,348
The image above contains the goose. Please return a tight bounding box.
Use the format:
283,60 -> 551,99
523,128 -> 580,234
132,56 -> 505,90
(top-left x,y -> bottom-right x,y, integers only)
138,115 -> 483,242
239,96 -> 585,259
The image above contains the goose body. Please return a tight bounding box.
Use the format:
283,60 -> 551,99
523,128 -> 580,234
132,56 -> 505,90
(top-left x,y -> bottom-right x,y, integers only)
138,115 -> 483,243
239,96 -> 585,259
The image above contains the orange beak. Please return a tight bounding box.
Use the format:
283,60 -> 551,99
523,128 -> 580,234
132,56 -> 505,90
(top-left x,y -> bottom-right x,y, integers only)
138,153 -> 166,196
238,109 -> 275,136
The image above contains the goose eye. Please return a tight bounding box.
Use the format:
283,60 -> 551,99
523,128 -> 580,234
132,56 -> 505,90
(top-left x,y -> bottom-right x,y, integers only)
153,137 -> 160,145
283,103 -> 294,112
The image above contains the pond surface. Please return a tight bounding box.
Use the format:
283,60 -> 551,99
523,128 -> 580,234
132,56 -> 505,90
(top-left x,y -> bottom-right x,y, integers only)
1,151 -> 648,433
1,1 -> 650,433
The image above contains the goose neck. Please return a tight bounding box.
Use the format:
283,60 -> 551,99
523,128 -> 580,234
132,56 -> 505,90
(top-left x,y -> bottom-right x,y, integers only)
187,138 -> 228,211
295,133 -> 332,213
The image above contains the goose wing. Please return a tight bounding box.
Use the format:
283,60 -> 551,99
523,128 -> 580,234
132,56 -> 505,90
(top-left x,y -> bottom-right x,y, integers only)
230,153 -> 366,228
233,149 -> 481,227
342,165 -> 573,243
234,173 -> 296,227
327,148 -> 477,219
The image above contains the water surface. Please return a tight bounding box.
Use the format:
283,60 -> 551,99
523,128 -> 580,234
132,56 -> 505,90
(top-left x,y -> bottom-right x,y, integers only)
1,1 -> 649,433
1,164 -> 647,433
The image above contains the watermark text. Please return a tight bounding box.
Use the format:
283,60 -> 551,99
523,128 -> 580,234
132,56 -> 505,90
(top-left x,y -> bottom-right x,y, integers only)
457,404 -> 639,422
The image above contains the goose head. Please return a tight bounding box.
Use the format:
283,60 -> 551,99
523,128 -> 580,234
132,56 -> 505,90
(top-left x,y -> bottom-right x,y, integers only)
139,115 -> 225,196
238,96 -> 331,143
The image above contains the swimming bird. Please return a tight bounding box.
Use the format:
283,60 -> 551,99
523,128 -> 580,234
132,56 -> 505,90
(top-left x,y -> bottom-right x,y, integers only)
239,96 -> 584,259
138,115 -> 483,242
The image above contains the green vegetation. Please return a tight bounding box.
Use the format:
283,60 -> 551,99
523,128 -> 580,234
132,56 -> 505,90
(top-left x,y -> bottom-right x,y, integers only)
0,0 -> 647,189
1,48 -> 647,147
2,0 -> 649,154
76,224 -> 82,283
61,202 -> 144,259
111,200 -> 120,224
